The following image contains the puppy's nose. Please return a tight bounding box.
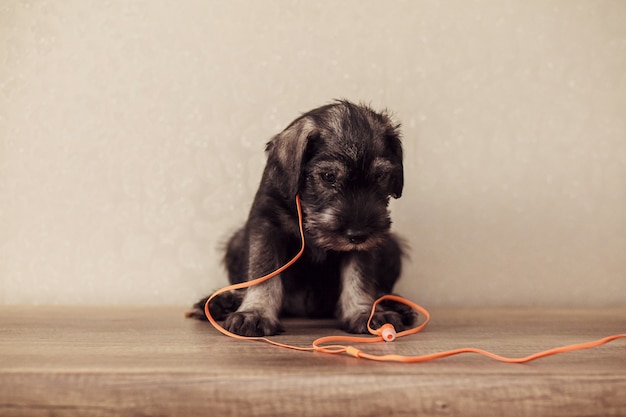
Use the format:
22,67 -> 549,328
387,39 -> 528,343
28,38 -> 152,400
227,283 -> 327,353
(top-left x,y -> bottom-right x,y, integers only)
346,229 -> 369,244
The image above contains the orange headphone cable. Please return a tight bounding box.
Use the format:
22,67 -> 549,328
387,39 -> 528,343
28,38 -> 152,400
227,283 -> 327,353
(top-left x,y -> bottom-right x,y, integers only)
203,195 -> 626,363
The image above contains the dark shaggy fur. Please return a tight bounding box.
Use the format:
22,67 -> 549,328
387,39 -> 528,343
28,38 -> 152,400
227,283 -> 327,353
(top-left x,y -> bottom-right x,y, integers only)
187,100 -> 415,336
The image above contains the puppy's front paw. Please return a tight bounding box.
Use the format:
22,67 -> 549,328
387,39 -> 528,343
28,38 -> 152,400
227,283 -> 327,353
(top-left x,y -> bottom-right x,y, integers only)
339,312 -> 372,334
224,311 -> 284,337
340,308 -> 417,334
377,299 -> 419,328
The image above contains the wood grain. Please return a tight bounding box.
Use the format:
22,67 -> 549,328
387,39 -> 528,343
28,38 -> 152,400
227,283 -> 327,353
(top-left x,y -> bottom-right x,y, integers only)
1,306 -> 625,416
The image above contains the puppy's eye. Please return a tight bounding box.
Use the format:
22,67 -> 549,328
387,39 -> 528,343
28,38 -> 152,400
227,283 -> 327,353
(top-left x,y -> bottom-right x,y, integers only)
320,172 -> 336,184
374,172 -> 388,182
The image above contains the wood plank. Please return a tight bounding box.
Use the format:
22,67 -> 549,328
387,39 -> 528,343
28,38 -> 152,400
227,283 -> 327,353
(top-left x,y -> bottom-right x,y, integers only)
0,306 -> 625,416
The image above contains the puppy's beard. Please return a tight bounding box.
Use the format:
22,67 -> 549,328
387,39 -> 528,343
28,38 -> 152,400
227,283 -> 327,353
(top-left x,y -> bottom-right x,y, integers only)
303,206 -> 390,252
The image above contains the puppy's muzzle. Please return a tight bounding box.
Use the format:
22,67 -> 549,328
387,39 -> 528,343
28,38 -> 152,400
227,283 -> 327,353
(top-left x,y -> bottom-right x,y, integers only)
304,198 -> 392,252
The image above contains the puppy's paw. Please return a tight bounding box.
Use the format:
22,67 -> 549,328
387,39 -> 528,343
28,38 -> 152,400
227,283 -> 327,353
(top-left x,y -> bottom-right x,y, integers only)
377,299 -> 419,328
185,290 -> 245,321
208,290 -> 245,320
340,307 -> 417,334
339,311 -> 374,334
223,311 -> 284,337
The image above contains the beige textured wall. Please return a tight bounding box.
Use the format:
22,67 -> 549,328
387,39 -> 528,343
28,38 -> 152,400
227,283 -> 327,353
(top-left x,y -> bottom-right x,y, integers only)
1,1 -> 625,306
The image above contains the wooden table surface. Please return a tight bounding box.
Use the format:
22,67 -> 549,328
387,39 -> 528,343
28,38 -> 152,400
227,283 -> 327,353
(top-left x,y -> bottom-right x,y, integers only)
1,306 -> 625,417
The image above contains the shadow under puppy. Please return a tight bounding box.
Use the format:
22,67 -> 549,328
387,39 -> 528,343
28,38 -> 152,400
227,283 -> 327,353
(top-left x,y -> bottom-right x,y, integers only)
188,100 -> 416,337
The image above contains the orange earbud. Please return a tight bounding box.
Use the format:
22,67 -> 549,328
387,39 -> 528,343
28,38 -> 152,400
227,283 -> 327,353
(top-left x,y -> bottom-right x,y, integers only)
378,324 -> 397,342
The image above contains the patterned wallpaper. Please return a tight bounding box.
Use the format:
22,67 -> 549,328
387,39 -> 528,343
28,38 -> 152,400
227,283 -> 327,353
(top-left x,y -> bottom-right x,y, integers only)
1,1 -> 625,306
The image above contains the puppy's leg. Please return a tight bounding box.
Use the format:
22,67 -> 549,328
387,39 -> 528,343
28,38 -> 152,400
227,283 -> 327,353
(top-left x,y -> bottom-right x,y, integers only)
374,235 -> 418,328
222,232 -> 286,337
337,253 -> 375,333
224,279 -> 284,336
337,248 -> 415,334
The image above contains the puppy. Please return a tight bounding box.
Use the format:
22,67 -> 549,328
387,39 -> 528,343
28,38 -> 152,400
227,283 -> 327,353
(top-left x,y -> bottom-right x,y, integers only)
188,100 -> 415,336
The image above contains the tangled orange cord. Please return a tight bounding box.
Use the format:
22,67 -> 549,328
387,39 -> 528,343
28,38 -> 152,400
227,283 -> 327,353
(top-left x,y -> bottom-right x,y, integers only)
204,195 -> 626,363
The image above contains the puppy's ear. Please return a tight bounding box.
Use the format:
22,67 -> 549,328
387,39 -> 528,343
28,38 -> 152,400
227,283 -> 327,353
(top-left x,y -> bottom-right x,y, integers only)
265,116 -> 317,198
385,124 -> 404,199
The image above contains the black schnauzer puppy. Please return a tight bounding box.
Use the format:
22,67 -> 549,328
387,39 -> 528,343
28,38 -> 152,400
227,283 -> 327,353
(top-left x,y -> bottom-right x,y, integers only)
188,100 -> 415,336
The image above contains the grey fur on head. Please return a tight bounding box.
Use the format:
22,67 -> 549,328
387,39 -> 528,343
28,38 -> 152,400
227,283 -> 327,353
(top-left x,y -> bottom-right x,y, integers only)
188,100 -> 416,336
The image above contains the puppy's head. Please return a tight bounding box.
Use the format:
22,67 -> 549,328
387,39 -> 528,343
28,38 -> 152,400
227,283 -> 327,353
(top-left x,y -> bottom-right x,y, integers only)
265,100 -> 403,251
